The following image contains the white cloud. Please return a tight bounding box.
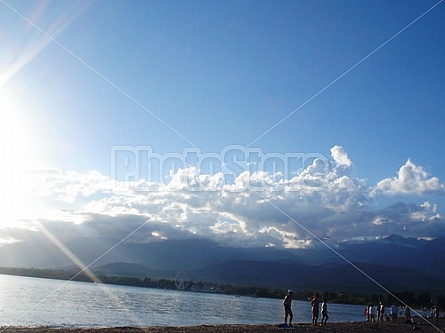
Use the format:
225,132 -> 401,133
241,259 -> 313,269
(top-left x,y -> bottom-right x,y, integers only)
0,237 -> 22,246
330,145 -> 352,168
375,159 -> 444,195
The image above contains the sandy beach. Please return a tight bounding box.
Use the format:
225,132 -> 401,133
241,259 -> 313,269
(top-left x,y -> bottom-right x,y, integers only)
0,319 -> 443,333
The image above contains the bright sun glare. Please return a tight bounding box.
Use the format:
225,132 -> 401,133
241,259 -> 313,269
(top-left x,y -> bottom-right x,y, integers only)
0,87 -> 40,228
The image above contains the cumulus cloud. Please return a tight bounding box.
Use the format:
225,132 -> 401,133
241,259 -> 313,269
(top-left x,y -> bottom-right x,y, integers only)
330,145 -> 353,168
4,147 -> 445,250
375,159 -> 444,195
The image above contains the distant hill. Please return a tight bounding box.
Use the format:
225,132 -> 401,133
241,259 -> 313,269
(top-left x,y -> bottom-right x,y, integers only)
334,236 -> 445,279
89,259 -> 443,294
92,262 -> 160,277
187,260 -> 444,293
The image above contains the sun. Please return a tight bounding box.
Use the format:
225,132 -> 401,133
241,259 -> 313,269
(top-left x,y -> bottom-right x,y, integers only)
0,86 -> 40,228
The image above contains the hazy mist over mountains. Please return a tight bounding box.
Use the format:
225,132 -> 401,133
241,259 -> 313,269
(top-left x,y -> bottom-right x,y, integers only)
0,233 -> 443,294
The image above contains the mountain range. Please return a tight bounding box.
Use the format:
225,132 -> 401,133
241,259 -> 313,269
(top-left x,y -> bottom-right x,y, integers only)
0,234 -> 443,294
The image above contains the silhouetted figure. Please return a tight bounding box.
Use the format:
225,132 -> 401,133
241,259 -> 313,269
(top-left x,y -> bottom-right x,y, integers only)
283,290 -> 293,326
311,293 -> 319,326
378,302 -> 385,322
390,303 -> 398,323
321,298 -> 329,325
370,304 -> 377,322
433,305 -> 440,323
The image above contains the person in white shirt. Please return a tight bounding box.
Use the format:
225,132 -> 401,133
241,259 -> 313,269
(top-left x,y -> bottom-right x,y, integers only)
321,298 -> 329,325
370,304 -> 377,322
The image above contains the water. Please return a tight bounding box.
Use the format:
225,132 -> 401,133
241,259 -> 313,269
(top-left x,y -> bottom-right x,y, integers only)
0,274 -> 366,327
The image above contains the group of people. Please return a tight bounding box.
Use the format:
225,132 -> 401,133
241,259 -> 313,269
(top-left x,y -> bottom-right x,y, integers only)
365,302 -> 411,323
283,291 -> 442,327
366,303 -> 442,324
283,290 -> 328,327
364,302 -> 388,322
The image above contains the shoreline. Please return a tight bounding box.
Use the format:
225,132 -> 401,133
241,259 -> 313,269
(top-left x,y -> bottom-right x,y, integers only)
0,319 -> 443,333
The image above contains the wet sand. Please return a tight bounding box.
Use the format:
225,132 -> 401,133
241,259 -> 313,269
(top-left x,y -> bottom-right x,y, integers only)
0,319 -> 443,333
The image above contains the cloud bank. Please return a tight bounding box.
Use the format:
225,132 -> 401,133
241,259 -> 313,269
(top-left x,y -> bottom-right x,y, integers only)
5,146 -> 445,250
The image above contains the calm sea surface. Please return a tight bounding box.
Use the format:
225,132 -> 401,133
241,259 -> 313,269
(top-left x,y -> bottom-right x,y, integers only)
0,274 -> 367,328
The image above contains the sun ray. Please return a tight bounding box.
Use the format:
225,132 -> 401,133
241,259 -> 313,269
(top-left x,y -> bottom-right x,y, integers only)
0,0 -> 91,88
36,224 -> 101,283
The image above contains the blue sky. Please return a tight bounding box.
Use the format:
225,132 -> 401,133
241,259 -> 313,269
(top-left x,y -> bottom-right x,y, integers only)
0,0 -> 444,249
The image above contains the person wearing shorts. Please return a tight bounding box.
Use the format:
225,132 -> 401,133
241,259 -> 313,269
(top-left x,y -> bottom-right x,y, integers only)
283,290 -> 294,326
321,297 -> 329,325
311,293 -> 320,326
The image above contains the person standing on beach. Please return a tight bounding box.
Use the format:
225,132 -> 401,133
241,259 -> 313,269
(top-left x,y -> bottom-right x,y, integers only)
370,304 -> 377,322
433,305 -> 440,322
378,302 -> 385,322
405,306 -> 411,323
283,290 -> 294,327
321,297 -> 329,325
390,303 -> 398,323
311,293 -> 320,326
366,303 -> 371,322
